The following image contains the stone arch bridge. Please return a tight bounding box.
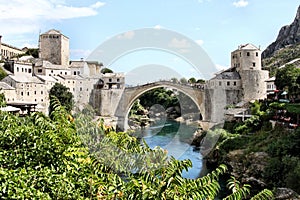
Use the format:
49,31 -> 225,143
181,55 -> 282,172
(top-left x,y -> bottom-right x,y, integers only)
93,80 -> 233,131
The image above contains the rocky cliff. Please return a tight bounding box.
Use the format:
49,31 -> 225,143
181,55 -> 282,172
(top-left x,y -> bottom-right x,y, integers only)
262,5 -> 300,59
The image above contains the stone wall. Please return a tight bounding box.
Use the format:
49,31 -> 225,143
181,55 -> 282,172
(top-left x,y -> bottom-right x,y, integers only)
240,70 -> 269,101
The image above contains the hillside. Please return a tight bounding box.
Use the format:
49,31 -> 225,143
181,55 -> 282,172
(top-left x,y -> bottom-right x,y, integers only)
262,43 -> 300,76
262,5 -> 300,59
262,5 -> 300,76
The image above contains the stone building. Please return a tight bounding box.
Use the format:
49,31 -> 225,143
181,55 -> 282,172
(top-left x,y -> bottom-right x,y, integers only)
208,43 -> 269,103
39,29 -> 70,66
0,36 -> 25,60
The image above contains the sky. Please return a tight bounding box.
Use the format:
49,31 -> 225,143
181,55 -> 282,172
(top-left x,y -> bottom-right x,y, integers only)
0,0 -> 299,80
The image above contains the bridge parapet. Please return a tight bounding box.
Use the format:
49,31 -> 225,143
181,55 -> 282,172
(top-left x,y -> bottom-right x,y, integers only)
125,80 -> 206,91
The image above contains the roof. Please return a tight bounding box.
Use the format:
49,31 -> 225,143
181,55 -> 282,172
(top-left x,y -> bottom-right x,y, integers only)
70,61 -> 86,68
40,29 -> 69,39
238,43 -> 260,50
211,71 -> 241,80
35,60 -> 69,70
225,108 -> 248,115
7,75 -> 43,84
265,77 -> 276,82
41,29 -> 61,35
57,75 -> 84,80
0,82 -> 15,90
36,75 -> 58,82
18,55 -> 34,62
0,106 -> 20,112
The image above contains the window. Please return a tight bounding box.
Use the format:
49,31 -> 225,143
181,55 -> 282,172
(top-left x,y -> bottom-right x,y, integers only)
17,67 -> 19,72
25,68 -> 27,73
253,62 -> 256,67
117,78 -> 120,82
27,92 -> 29,96
219,81 -> 222,86
34,91 -> 36,95
227,81 -> 230,86
74,71 -> 76,75
80,87 -> 82,91
41,91 -> 43,95
28,69 -> 32,73
21,92 -> 23,96
256,52 -> 258,57
65,72 -> 67,75
41,99 -> 43,102
109,78 -> 112,82
240,52 -> 242,57
51,70 -> 53,73
247,52 -> 250,56
234,81 -> 237,86
22,68 -> 24,72
38,69 -> 42,73
35,99 -> 37,102
78,71 -> 80,75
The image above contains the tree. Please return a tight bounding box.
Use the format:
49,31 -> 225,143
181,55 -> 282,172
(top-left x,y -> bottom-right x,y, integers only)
275,64 -> 300,97
0,66 -> 7,80
180,77 -> 188,84
170,77 -> 179,83
25,48 -> 39,58
0,92 -> 6,107
101,67 -> 113,74
49,83 -> 73,113
188,77 -> 196,84
197,79 -> 206,84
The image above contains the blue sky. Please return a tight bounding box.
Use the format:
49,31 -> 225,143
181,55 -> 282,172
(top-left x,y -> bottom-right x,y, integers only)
0,0 -> 299,79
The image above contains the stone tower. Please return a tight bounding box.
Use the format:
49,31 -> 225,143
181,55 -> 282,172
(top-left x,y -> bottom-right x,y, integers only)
39,29 -> 69,66
231,44 -> 269,101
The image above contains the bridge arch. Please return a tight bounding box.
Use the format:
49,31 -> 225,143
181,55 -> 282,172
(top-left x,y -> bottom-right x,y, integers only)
114,81 -> 207,131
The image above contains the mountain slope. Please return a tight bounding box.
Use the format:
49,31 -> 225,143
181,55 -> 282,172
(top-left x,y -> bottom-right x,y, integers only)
262,5 -> 300,59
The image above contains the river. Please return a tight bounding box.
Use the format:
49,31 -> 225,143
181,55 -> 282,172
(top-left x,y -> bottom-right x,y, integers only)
137,120 -> 204,179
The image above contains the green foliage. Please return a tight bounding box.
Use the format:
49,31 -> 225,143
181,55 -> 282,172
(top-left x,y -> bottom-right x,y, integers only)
262,43 -> 300,76
101,67 -> 113,74
24,48 -> 39,58
275,64 -> 300,95
264,129 -> 300,193
49,83 -> 74,113
180,77 -> 188,84
138,87 -> 179,109
0,66 -> 7,80
0,99 -> 273,199
188,77 -> 196,83
0,92 -> 6,107
197,79 -> 206,84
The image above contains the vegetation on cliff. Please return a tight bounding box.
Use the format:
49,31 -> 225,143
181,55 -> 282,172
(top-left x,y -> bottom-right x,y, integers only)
207,100 -> 300,196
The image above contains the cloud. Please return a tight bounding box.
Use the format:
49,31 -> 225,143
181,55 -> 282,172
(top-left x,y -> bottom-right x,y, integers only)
233,0 -> 249,8
198,0 -> 211,3
154,25 -> 164,30
117,31 -> 135,40
70,49 -> 92,60
195,39 -> 204,46
0,0 -> 105,35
